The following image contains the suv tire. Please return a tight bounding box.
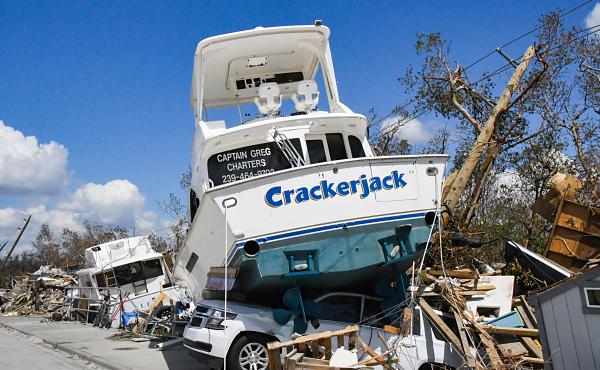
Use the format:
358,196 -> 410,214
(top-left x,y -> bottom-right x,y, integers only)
227,333 -> 271,370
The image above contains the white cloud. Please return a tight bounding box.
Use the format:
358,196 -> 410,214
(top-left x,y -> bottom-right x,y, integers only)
0,180 -> 158,253
585,3 -> 600,28
0,121 -> 68,195
381,118 -> 433,144
60,180 -> 145,226
0,120 -> 162,256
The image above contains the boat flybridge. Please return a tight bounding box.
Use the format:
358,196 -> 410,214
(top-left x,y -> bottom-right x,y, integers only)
173,24 -> 448,304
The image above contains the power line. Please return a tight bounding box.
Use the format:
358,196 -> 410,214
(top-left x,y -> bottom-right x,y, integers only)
470,25 -> 600,85
463,0 -> 594,71
374,1 -> 597,138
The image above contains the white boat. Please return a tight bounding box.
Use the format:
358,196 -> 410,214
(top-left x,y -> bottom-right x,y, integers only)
77,236 -> 182,325
173,24 -> 448,303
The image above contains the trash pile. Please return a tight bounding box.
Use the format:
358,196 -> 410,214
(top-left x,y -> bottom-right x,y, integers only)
0,266 -> 77,316
405,265 -> 544,369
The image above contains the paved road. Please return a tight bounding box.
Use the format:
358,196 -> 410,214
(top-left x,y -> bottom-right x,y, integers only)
0,316 -> 202,370
0,324 -> 104,370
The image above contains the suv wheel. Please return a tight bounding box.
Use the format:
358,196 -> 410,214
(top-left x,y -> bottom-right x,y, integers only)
227,334 -> 270,370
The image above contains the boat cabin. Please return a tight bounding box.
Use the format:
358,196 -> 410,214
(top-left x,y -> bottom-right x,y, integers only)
189,25 -> 374,218
77,236 -> 173,306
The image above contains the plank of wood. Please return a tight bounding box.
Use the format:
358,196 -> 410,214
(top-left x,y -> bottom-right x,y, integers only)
479,332 -> 503,369
497,342 -> 528,357
516,305 -> 535,329
481,325 -> 539,337
519,295 -> 538,327
268,346 -> 282,370
383,325 -> 401,335
377,332 -> 392,353
453,310 -> 478,369
355,336 -> 392,370
429,269 -> 478,279
520,356 -> 546,365
521,336 -> 543,359
323,337 -> 332,360
400,307 -> 412,336
418,298 -> 463,354
336,334 -> 345,349
515,302 -> 543,359
310,340 -> 319,358
460,285 -> 496,291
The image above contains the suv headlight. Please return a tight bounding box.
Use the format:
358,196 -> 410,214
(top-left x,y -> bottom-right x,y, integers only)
205,308 -> 237,330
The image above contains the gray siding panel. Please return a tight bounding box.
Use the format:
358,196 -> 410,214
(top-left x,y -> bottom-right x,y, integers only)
552,294 -> 581,370
541,298 -> 564,370
564,288 -> 597,369
584,311 -> 600,368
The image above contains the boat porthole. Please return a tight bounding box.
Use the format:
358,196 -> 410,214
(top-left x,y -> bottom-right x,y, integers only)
243,240 -> 260,257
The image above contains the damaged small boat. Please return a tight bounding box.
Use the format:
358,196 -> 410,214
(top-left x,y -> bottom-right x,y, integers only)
173,24 -> 447,304
77,236 -> 183,325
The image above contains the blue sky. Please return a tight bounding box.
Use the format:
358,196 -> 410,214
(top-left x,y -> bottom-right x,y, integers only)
1,1 -> 598,251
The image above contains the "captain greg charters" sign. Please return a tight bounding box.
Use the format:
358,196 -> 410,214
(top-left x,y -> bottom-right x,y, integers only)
208,140 -> 302,186
264,170 -> 408,207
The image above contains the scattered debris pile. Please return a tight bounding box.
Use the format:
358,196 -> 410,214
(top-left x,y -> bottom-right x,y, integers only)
407,267 -> 544,369
0,266 -> 76,316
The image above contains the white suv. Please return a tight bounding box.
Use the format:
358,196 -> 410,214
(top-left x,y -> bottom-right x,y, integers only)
183,292 -> 461,370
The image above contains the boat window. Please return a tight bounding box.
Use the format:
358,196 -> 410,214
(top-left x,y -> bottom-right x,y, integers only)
326,133 -> 347,160
114,262 -> 145,286
143,259 -> 163,280
207,140 -> 303,186
186,253 -> 199,273
307,139 -> 327,164
348,135 -> 365,158
315,294 -> 361,323
95,273 -> 107,288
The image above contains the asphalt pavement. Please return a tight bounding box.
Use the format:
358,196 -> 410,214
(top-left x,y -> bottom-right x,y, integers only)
0,324 -> 104,370
0,316 -> 203,370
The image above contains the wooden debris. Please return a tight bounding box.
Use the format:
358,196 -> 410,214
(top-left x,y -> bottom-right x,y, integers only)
479,332 -> 504,369
497,342 -> 528,358
268,326 -> 361,370
429,268 -> 479,279
480,326 -> 539,337
418,298 -> 463,354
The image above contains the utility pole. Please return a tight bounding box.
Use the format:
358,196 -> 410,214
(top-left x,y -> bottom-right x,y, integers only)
0,215 -> 32,274
441,45 -> 536,229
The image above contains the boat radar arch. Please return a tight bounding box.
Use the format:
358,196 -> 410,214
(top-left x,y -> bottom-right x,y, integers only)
190,24 -> 350,122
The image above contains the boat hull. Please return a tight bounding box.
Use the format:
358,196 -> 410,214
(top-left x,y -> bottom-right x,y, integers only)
174,155 -> 447,301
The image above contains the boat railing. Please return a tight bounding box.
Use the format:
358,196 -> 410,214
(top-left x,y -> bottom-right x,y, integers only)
59,285 -> 137,325
272,128 -> 306,167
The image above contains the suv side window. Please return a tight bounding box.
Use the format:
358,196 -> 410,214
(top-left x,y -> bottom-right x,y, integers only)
316,295 -> 361,323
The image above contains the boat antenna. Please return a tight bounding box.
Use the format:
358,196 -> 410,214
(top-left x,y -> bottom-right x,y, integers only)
222,197 -> 237,370
235,95 -> 243,124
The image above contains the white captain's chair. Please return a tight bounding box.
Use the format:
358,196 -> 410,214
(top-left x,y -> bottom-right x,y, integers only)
254,82 -> 282,116
292,80 -> 319,113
